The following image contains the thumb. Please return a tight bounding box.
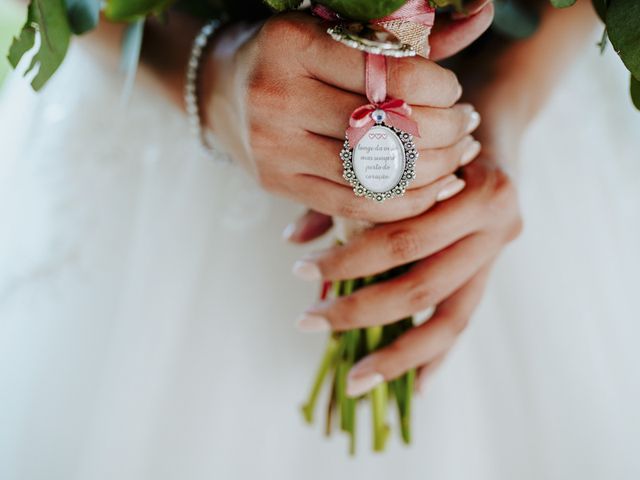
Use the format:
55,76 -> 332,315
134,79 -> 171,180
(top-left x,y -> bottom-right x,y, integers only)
429,1 -> 495,61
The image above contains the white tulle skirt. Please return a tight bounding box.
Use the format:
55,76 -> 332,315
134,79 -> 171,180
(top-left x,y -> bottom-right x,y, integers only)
0,31 -> 639,480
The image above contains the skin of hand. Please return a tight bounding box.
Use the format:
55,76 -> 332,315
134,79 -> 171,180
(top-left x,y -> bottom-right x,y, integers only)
295,154 -> 522,396
287,0 -> 599,396
200,7 -> 496,223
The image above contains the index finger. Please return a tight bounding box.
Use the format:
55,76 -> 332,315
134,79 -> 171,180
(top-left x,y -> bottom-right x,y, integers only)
309,194 -> 480,281
345,264 -> 492,396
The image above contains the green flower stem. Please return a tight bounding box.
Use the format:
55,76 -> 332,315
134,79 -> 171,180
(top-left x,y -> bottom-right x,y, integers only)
325,371 -> 337,436
370,383 -> 390,451
333,278 -> 343,297
302,274 -> 418,453
301,334 -> 339,424
363,274 -> 389,452
333,279 -> 359,453
393,368 -> 416,444
337,358 -> 348,431
343,329 -> 359,455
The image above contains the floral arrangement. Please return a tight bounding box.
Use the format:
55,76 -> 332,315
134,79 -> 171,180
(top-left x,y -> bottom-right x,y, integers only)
6,0 -> 639,455
6,0 -> 640,109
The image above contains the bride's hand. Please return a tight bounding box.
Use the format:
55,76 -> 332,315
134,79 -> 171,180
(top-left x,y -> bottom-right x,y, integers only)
203,8 -> 494,223
290,156 -> 522,395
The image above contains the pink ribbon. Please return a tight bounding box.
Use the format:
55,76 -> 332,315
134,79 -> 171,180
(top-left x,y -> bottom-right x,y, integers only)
312,0 -> 434,26
312,1 -> 435,146
373,0 -> 435,28
347,97 -> 419,145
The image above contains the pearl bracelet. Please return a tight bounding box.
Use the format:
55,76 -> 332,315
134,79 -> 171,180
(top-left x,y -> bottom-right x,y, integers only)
184,19 -> 230,162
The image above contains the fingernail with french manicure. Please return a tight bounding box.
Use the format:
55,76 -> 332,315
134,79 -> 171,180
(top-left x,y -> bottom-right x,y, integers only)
296,313 -> 330,332
460,140 -> 481,166
436,177 -> 466,202
292,259 -> 321,281
466,110 -> 481,134
346,357 -> 384,397
282,222 -> 296,241
347,371 -> 384,397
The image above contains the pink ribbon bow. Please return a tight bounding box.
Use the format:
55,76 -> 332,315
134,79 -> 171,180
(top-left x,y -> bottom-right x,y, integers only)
347,98 -> 419,146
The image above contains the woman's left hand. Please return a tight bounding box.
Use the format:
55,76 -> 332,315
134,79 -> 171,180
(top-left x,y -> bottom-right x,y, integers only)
287,155 -> 522,396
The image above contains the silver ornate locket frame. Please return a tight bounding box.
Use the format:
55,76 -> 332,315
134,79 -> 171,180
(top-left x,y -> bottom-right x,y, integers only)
340,118 -> 418,203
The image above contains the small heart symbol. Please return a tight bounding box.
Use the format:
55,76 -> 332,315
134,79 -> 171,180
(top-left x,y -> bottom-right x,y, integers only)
368,133 -> 388,140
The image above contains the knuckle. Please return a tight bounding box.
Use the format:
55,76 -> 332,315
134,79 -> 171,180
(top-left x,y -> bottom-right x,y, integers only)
475,167 -> 514,208
383,340 -> 407,363
389,60 -> 420,97
318,252 -> 348,280
260,15 -> 308,44
407,279 -> 436,310
488,171 -> 518,212
246,68 -> 266,100
481,169 -> 523,242
247,69 -> 290,112
259,15 -> 315,57
337,200 -> 366,220
334,294 -> 361,327
387,228 -> 424,262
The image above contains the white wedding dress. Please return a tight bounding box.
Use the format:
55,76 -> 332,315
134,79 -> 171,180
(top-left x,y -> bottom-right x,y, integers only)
1,28 -> 639,480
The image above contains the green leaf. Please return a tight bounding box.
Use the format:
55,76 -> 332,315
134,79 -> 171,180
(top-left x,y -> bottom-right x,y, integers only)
430,0 -> 464,11
549,0 -> 577,7
7,0 -> 72,91
631,75 -> 640,110
263,0 -> 303,11
314,0 -> 407,22
607,0 -> 640,79
65,0 -> 100,34
591,0 -> 607,21
7,14 -> 36,70
105,0 -> 175,21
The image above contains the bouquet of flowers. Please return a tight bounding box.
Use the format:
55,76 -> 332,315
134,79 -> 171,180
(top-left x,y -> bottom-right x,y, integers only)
7,0 -> 640,108
7,0 -> 639,455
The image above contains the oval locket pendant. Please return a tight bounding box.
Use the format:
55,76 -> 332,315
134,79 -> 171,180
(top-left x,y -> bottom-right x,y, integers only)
341,120 -> 418,202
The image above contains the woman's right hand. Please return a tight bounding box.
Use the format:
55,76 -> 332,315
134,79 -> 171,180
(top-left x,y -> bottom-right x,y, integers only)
202,7 -> 494,223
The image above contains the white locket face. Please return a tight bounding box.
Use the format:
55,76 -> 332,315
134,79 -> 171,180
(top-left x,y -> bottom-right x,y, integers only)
341,122 -> 418,202
352,125 -> 406,194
